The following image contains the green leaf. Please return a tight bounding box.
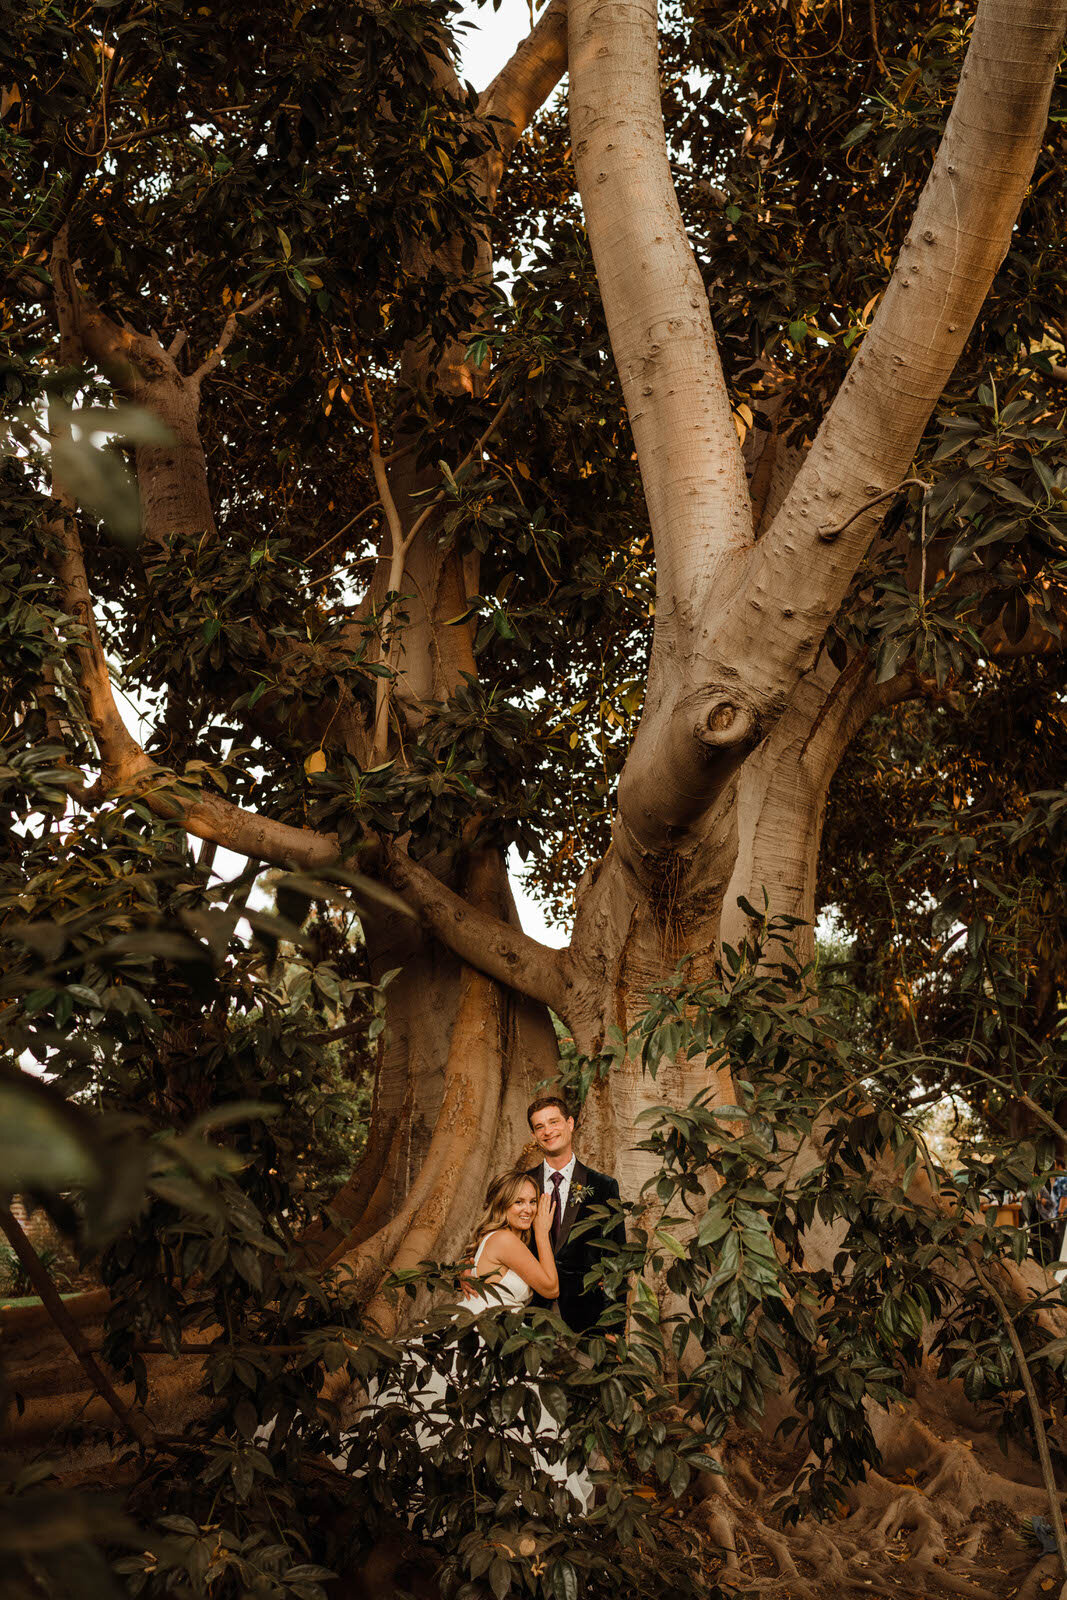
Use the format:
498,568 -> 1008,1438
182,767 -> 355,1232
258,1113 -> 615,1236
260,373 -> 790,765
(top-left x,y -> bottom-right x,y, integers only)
488,1557 -> 511,1600
842,119 -> 873,147
552,1559 -> 579,1600
0,1068 -> 103,1191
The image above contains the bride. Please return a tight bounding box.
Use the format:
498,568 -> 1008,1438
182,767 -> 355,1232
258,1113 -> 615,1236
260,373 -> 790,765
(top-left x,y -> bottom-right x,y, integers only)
366,1169 -> 594,1512
462,1168 -> 559,1314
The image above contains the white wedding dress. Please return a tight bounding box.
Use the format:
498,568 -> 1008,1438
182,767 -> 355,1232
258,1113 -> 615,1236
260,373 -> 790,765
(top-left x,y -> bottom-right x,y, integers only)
362,1230 -> 593,1511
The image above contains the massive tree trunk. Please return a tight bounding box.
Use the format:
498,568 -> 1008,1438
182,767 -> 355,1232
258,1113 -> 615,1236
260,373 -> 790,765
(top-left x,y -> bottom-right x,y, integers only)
12,5 -> 1067,1588
30,0 -> 1064,1284
30,0 -> 1063,1265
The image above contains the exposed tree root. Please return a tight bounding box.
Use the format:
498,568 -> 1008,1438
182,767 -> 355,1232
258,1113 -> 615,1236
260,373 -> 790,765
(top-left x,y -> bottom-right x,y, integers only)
690,1386 -> 1067,1600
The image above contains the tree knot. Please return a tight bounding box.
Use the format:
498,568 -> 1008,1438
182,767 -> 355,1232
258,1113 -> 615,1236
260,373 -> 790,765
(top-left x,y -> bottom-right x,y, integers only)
695,696 -> 756,752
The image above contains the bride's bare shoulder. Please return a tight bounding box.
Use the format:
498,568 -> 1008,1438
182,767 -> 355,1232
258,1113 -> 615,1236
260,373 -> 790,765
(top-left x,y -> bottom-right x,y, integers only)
478,1227 -> 528,1270
475,1228 -> 507,1268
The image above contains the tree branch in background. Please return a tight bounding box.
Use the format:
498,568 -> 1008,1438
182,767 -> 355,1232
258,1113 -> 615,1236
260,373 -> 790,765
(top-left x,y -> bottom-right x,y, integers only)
0,1203 -> 156,1449
192,291 -> 276,383
479,0 -> 568,187
367,390 -> 514,762
970,1258 -> 1067,1588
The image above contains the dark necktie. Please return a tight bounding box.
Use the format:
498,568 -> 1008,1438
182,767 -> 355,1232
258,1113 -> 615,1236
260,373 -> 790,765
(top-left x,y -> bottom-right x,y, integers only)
550,1170 -> 564,1247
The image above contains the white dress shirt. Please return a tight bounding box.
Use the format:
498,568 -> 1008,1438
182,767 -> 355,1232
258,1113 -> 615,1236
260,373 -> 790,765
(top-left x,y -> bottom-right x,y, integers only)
543,1154 -> 577,1225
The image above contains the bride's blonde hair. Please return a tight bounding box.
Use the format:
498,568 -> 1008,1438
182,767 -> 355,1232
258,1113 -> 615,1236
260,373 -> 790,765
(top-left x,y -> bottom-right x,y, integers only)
471,1169 -> 537,1251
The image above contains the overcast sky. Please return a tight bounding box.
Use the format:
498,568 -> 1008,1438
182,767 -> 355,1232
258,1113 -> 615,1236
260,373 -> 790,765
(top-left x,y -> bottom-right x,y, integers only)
456,0 -> 536,91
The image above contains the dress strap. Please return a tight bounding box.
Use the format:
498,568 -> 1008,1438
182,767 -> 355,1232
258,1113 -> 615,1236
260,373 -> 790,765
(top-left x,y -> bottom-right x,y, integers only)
473,1231 -> 499,1270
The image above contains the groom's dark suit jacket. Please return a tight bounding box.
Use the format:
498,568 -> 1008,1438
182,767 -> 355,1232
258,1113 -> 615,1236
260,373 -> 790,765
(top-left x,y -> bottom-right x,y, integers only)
525,1160 -> 626,1335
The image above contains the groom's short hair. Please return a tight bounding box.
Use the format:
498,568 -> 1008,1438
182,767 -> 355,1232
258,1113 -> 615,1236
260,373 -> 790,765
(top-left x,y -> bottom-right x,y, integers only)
527,1094 -> 575,1127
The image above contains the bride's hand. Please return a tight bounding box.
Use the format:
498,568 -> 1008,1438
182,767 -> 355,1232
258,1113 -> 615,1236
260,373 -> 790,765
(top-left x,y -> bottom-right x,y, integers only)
534,1191 -> 555,1242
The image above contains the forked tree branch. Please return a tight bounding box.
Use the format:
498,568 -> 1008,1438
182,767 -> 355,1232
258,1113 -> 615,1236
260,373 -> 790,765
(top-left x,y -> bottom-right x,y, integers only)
51,231 -> 218,542
192,291 -> 276,383
608,0 -> 1066,865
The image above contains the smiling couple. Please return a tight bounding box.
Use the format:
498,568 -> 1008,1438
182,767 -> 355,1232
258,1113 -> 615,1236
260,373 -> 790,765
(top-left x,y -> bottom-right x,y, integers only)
462,1094 -> 626,1336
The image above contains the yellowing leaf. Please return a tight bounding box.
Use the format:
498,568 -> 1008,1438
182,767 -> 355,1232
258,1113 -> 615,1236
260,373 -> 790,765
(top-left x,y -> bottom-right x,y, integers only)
278,226 -> 292,261
736,402 -> 754,429
304,749 -> 327,775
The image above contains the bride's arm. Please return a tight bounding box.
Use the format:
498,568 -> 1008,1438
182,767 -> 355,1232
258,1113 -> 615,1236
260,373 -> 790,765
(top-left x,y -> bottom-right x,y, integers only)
484,1195 -> 559,1298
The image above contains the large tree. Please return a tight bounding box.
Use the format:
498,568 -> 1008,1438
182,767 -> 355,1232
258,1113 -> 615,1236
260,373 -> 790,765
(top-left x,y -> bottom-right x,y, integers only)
5,0 -> 1067,1593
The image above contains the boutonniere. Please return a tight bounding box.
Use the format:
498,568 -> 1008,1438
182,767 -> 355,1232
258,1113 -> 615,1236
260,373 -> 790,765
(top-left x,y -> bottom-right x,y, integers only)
569,1182 -> 592,1205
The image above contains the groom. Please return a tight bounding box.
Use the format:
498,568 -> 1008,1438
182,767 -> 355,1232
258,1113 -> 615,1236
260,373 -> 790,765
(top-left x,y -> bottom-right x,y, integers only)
525,1094 -> 626,1335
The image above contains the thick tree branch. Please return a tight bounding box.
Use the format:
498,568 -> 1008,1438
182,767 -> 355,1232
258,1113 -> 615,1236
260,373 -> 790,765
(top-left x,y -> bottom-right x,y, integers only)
49,233 -> 149,786
385,843 -> 575,1019
568,0 -> 752,612
479,0 -> 568,183
735,0 -> 1067,703
568,0 -> 753,871
52,232 -> 217,541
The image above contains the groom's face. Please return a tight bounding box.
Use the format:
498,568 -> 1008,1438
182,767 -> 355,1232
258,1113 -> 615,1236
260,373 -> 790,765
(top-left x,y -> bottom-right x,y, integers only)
530,1105 -> 575,1161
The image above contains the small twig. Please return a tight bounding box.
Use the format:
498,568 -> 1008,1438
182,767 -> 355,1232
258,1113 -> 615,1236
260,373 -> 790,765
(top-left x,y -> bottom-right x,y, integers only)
304,502 -> 382,568
971,1256 -> 1067,1584
0,1203 -> 155,1449
817,477 -> 928,543
867,0 -> 886,70
307,553 -> 377,590
193,291 -> 276,382
402,392 -> 515,550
